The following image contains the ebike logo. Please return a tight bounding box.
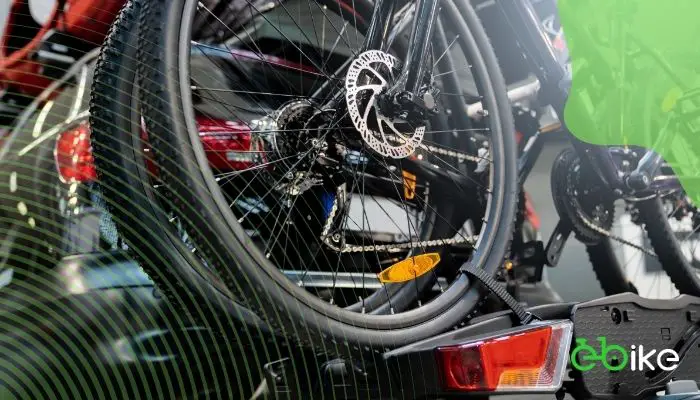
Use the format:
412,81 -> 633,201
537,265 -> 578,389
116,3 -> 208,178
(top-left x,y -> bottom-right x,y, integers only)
571,337 -> 680,372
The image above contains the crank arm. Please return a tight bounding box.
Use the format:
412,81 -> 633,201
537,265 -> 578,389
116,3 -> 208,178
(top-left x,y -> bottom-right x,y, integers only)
544,219 -> 572,267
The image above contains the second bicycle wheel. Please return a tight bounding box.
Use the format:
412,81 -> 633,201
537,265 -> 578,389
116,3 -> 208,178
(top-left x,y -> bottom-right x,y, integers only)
136,0 -> 517,351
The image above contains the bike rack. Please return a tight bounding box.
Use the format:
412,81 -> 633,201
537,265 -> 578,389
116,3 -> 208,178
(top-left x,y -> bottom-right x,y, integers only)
263,294 -> 700,399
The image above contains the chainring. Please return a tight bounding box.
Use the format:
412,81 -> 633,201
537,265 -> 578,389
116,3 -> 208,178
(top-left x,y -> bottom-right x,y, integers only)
551,148 -> 615,245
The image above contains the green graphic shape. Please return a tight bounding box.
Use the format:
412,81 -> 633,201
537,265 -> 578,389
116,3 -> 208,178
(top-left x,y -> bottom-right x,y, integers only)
560,0 -> 700,203
570,337 -> 629,372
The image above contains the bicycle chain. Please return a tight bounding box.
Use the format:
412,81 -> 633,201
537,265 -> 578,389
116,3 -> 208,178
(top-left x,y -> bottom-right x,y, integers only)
555,147 -> 658,258
320,144 -> 481,253
318,139 -> 658,258
576,207 -> 658,258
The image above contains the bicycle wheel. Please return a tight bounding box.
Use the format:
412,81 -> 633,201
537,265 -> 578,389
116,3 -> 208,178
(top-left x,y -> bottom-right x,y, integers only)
550,148 -> 633,296
550,148 -> 700,299
639,193 -> 700,296
633,85 -> 700,297
136,0 -> 517,353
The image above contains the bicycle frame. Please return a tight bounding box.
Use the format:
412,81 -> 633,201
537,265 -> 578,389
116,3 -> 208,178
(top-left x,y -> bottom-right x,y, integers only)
495,0 -> 684,196
361,0 -> 440,98
311,0 -> 439,115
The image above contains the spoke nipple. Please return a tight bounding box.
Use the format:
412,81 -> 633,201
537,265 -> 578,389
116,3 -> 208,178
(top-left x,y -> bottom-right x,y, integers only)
265,253 -> 271,259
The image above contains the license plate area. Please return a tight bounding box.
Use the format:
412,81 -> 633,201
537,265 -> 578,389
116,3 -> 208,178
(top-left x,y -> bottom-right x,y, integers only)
573,293 -> 700,398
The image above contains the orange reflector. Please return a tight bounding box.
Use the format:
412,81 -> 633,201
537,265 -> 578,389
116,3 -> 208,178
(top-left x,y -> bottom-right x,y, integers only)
504,260 -> 514,271
437,320 -> 573,393
378,253 -> 440,283
402,170 -> 417,200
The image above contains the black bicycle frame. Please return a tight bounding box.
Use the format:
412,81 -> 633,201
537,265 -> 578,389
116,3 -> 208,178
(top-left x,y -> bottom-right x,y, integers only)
361,0 -> 440,96
312,0 -> 439,113
496,0 -> 682,195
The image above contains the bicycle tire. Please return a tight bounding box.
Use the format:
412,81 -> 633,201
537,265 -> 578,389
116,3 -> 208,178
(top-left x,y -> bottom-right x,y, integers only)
89,0 -> 273,335
137,0 -> 517,354
639,197 -> 700,296
551,148 -> 633,296
587,239 -> 638,295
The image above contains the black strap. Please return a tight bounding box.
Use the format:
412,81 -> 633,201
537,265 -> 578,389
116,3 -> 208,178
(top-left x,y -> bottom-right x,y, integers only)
462,265 -> 538,325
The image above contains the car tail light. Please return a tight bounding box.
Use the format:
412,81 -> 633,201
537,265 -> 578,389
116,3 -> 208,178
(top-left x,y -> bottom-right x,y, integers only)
55,121 -> 96,183
139,116 -> 260,176
196,116 -> 259,171
437,320 -> 573,393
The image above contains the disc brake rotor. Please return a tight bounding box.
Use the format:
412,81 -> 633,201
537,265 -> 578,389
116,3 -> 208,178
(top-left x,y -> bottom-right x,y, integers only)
345,50 -> 425,159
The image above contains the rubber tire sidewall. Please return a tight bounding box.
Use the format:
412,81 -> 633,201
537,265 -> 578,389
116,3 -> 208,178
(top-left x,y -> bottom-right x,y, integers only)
90,0 -> 272,334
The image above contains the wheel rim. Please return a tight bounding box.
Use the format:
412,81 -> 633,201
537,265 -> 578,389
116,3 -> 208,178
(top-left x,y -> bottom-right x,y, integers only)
147,0 -> 514,328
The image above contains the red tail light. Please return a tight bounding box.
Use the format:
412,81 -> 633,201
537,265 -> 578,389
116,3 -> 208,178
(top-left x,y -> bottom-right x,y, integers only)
140,115 -> 260,176
437,320 -> 573,393
52,115 -> 256,184
55,121 -> 96,183
196,116 -> 258,171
